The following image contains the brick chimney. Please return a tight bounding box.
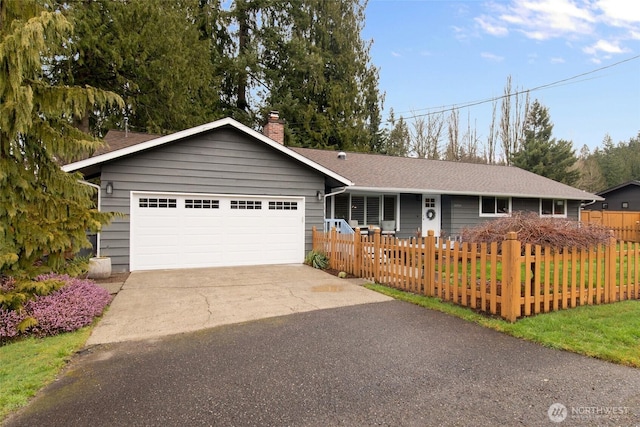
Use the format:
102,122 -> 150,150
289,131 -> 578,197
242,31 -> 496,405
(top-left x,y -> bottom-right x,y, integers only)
263,111 -> 285,145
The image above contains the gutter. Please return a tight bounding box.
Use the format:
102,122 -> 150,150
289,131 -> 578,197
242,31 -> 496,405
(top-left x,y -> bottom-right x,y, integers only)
78,180 -> 101,257
323,187 -> 347,222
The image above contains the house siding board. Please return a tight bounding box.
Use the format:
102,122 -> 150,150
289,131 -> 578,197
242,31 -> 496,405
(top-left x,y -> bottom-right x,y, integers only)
600,186 -> 640,211
398,194 -> 421,239
99,127 -> 324,272
449,195 -> 483,237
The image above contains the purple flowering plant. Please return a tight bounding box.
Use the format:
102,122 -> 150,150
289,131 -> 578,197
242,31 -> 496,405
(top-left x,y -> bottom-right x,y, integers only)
0,274 -> 111,343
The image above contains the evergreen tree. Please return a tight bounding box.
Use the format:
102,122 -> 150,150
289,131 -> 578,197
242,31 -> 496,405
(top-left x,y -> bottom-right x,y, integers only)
574,144 -> 605,193
58,0 -> 221,135
381,109 -> 409,156
592,132 -> 640,189
260,0 -> 384,150
0,0 -> 122,277
511,100 -> 579,185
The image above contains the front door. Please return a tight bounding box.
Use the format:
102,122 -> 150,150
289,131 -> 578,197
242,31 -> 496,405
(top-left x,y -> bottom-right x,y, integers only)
421,194 -> 441,237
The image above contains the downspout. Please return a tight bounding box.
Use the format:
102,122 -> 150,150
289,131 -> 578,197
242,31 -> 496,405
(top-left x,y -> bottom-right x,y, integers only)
323,187 -> 347,230
79,180 -> 101,257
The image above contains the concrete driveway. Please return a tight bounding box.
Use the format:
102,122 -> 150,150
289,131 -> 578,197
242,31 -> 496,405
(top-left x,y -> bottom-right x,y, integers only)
87,264 -> 392,345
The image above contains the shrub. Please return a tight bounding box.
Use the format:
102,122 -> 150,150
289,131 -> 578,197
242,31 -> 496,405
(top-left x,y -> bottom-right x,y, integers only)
304,250 -> 330,269
460,211 -> 613,252
0,275 -> 111,343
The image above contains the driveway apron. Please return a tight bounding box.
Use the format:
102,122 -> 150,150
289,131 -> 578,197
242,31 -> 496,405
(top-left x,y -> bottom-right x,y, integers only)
86,264 -> 392,345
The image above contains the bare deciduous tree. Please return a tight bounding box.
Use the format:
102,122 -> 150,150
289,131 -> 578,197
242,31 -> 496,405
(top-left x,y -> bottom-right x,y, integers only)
445,108 -> 460,161
500,75 -> 530,165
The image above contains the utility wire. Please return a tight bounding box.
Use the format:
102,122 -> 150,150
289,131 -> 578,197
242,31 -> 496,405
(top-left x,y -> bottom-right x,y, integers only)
396,54 -> 640,120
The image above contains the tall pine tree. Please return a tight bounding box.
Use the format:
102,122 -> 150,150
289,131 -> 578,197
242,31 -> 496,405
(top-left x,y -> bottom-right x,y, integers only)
58,0 -> 221,135
259,0 -> 383,150
511,100 -> 579,186
0,0 -> 122,277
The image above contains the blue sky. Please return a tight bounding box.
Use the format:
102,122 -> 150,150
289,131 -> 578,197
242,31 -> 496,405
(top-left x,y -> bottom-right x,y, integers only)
362,0 -> 640,154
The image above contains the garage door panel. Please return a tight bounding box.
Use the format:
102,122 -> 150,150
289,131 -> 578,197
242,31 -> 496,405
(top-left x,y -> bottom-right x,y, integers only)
131,193 -> 305,271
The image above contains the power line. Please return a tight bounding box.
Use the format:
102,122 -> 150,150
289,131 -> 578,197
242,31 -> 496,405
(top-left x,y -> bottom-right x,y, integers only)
397,54 -> 640,120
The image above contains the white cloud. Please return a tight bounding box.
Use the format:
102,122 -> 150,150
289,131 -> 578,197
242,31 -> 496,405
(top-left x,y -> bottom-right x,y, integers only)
475,15 -> 509,36
391,51 -> 402,58
481,52 -> 505,62
597,0 -> 640,26
583,39 -> 627,54
498,0 -> 596,40
550,56 -> 566,63
474,0 -> 639,59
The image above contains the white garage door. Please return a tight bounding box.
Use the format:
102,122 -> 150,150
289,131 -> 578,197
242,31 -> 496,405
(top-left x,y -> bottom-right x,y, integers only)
130,192 -> 305,271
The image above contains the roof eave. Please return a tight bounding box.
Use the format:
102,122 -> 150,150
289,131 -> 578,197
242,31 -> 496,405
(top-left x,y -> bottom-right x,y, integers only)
62,117 -> 353,187
342,186 -> 603,201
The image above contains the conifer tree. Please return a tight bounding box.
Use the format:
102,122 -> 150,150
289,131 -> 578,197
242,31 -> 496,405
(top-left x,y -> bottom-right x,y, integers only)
0,0 -> 122,277
511,100 -> 579,185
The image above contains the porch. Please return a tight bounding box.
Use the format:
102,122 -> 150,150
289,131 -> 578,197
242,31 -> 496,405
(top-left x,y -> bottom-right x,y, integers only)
324,191 -> 441,240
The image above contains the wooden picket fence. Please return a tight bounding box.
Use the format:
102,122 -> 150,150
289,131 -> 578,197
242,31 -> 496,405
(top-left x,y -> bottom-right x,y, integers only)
312,227 -> 640,322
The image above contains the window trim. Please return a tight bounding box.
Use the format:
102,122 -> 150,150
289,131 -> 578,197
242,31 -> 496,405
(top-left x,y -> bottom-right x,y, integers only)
540,198 -> 567,218
479,196 -> 512,217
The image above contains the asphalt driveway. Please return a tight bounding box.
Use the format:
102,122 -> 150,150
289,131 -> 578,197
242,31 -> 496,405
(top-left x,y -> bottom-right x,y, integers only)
5,301 -> 640,427
86,264 -> 392,345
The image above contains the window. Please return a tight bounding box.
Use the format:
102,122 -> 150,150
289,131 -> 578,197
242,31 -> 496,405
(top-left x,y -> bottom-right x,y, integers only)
480,196 -> 510,216
139,198 -> 177,208
541,199 -> 566,216
185,199 -> 219,209
230,200 -> 262,210
383,196 -> 396,221
334,194 -> 350,220
602,203 -> 609,210
269,201 -> 298,210
332,194 -> 388,226
622,202 -> 629,209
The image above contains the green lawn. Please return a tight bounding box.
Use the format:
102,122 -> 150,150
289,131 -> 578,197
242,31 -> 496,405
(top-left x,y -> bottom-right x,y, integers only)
0,328 -> 91,422
365,283 -> 640,368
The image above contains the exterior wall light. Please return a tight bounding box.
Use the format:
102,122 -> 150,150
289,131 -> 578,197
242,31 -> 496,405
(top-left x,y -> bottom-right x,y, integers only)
316,190 -> 323,201
105,182 -> 114,195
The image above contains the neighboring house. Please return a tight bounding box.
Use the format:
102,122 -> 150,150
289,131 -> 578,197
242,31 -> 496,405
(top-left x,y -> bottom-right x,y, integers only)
63,115 -> 602,273
595,180 -> 640,211
292,147 -> 602,240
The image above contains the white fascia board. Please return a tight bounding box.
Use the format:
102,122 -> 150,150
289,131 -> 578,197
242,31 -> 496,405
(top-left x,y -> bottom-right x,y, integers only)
346,186 -> 602,201
62,117 -> 353,187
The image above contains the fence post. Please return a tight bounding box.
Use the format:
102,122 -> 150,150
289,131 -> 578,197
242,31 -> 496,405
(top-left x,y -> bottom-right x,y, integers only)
353,229 -> 362,277
605,234 -> 617,303
373,228 -> 381,283
425,230 -> 436,296
330,227 -> 338,270
501,232 -> 522,322
312,226 -> 317,251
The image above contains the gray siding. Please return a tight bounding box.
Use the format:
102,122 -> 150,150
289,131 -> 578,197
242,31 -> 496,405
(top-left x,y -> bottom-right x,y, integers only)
397,194 -> 421,239
99,127 -> 325,272
443,196 -> 581,238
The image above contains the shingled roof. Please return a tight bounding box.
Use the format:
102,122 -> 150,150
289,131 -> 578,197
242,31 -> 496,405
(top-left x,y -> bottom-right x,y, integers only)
95,130 -> 161,156
291,148 -> 601,201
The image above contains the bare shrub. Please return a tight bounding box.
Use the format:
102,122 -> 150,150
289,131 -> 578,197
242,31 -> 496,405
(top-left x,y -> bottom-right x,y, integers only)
460,211 -> 612,252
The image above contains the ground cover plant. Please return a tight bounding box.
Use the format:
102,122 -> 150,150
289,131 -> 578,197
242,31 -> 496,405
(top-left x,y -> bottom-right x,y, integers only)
366,283 -> 640,368
0,274 -> 111,344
